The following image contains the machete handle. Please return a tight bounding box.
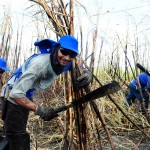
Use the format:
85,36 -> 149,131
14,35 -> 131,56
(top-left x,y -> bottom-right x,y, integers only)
136,63 -> 150,76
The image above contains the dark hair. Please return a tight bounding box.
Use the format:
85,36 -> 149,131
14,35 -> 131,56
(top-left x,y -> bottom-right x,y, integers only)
52,44 -> 61,53
50,43 -> 64,75
0,68 -> 5,74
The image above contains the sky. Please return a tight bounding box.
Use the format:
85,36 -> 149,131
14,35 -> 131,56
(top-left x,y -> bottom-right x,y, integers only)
78,0 -> 150,36
1,0 -> 150,67
1,0 -> 150,41
74,0 -> 150,67
1,0 -> 150,36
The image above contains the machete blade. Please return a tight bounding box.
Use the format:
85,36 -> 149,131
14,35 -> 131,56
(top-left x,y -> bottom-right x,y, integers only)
136,63 -> 150,76
53,80 -> 121,114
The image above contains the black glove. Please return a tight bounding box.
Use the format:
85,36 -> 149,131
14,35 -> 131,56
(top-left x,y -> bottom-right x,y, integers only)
75,70 -> 93,88
35,105 -> 58,121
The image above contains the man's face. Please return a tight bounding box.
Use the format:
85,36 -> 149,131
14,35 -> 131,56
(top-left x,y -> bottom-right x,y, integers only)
57,48 -> 77,66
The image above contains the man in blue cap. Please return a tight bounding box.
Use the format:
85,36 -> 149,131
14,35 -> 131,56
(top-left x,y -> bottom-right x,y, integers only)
1,35 -> 92,149
0,58 -> 9,145
0,58 -> 9,107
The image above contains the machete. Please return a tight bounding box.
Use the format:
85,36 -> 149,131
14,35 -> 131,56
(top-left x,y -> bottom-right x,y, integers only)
136,63 -> 150,76
53,80 -> 121,114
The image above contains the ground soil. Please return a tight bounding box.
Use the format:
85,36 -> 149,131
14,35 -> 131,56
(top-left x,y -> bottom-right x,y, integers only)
109,131 -> 150,150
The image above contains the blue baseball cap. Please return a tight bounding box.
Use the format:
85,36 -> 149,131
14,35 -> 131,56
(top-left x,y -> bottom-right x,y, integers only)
0,58 -> 9,71
58,35 -> 79,55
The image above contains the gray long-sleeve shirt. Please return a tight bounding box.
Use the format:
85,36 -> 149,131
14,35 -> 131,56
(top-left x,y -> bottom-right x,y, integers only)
8,54 -> 58,102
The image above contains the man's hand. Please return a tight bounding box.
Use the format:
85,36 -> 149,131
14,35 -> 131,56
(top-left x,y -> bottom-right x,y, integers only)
35,105 -> 58,121
75,70 -> 93,88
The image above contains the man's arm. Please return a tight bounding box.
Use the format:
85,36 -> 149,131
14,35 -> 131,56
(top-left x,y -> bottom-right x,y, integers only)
10,97 -> 37,111
10,97 -> 58,121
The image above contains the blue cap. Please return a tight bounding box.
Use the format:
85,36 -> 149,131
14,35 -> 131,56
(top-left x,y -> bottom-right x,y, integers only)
34,39 -> 58,54
58,35 -> 79,54
0,58 -> 9,71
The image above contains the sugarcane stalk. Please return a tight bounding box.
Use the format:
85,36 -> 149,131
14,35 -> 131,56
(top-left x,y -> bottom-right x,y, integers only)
0,16 -> 10,56
91,101 -> 115,150
89,104 -> 103,149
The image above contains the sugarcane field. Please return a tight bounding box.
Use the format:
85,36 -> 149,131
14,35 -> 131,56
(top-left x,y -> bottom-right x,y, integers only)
0,0 -> 150,150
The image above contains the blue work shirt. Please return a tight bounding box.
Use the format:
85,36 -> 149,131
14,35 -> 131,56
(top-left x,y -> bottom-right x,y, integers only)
131,72 -> 150,91
2,53 -> 71,104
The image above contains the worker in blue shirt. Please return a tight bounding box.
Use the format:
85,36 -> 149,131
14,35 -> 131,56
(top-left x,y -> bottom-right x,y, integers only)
126,72 -> 150,110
